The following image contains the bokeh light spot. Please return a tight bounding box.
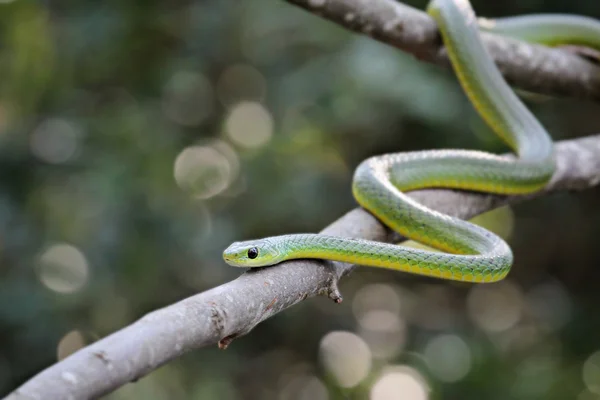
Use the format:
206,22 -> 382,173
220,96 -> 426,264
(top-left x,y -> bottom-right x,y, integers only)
583,351 -> 600,394
225,101 -> 273,149
370,366 -> 429,400
30,118 -> 81,164
57,330 -> 86,361
467,280 -> 523,332
352,283 -> 402,319
358,310 -> 406,360
37,243 -> 89,294
578,389 -> 600,400
353,284 -> 410,359
279,374 -> 328,400
173,145 -> 232,199
319,331 -> 371,388
424,334 -> 471,382
211,139 -> 240,187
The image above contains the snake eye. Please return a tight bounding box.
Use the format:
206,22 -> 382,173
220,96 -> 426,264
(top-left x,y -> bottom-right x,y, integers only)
247,247 -> 259,259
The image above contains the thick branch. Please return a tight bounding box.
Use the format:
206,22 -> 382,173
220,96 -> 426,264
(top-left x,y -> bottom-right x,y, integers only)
7,3 -> 600,398
286,0 -> 600,100
7,134 -> 600,400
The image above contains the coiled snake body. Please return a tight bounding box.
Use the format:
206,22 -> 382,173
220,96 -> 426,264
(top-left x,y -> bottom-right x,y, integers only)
223,0 -> 600,283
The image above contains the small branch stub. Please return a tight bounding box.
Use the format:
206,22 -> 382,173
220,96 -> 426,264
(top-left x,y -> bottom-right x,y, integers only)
326,277 -> 344,303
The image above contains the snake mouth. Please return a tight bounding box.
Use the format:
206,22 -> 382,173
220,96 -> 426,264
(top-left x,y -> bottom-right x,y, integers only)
222,253 -> 245,267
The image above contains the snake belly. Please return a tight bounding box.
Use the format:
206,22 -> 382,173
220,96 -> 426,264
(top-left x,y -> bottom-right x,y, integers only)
223,0 -> 599,283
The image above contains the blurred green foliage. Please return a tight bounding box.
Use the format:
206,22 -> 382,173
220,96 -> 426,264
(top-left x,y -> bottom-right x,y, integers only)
1,0 -> 600,399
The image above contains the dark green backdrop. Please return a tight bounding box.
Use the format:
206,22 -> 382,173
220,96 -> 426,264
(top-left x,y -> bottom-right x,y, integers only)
1,0 -> 600,399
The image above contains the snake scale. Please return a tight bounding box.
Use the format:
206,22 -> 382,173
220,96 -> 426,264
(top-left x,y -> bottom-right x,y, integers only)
223,0 -> 600,283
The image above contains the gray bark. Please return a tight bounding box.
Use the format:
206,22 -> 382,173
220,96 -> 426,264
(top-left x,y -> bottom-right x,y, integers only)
7,134 -> 600,400
7,0 -> 600,398
286,0 -> 600,100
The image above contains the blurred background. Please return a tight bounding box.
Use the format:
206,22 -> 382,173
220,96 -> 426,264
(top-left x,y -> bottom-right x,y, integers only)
1,0 -> 600,398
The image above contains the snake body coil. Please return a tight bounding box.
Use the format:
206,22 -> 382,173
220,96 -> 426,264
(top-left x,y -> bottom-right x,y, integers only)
223,0 -> 600,283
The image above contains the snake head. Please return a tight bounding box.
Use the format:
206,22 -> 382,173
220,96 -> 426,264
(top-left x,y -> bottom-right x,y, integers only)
223,238 -> 285,268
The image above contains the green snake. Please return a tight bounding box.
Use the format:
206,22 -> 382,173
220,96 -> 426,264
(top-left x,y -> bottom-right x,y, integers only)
223,0 -> 600,283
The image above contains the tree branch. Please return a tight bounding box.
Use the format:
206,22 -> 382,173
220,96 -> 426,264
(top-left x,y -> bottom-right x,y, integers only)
7,1 -> 600,398
7,134 -> 600,399
285,0 -> 600,100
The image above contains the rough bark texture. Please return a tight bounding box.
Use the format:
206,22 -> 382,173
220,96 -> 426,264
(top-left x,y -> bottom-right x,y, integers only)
7,134 -> 600,400
6,0 -> 600,399
286,0 -> 600,100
